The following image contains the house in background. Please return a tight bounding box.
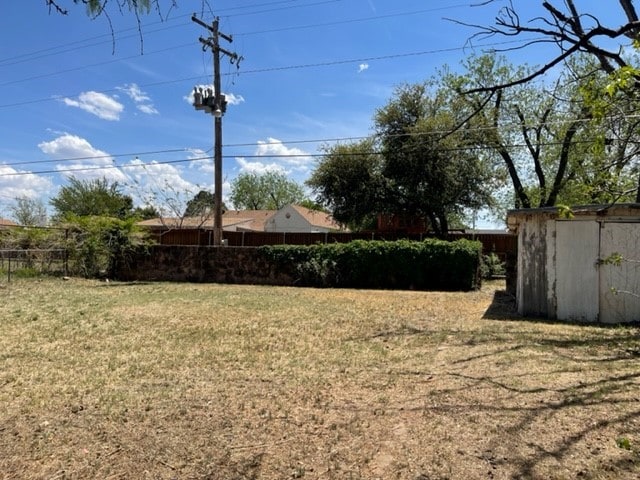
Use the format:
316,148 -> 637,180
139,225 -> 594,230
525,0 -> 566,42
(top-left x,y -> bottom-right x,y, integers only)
265,204 -> 345,233
138,204 -> 345,235
376,213 -> 428,234
0,218 -> 17,229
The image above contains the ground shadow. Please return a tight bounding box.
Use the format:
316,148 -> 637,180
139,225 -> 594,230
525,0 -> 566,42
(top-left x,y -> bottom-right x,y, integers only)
482,289 -> 518,320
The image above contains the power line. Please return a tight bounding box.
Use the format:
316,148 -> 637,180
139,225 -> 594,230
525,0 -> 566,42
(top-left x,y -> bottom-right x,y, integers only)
0,156 -> 211,178
3,107 -> 639,169
3,135 -> 638,179
1,148 -> 194,168
1,5 -> 475,87
0,0 -> 340,68
235,4 -> 475,37
0,38 -> 543,110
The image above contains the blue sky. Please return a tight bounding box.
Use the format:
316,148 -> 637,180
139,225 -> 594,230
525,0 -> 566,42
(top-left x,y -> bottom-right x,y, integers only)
0,1 -> 626,227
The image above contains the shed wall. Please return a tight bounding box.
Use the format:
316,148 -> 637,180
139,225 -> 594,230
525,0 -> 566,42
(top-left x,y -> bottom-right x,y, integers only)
516,214 -> 549,317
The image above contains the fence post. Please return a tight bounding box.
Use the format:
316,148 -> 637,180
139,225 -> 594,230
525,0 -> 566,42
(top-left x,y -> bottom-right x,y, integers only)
7,255 -> 11,283
64,229 -> 69,276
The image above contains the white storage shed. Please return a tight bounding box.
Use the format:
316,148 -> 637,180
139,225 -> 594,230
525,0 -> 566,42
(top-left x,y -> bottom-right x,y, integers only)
507,204 -> 640,323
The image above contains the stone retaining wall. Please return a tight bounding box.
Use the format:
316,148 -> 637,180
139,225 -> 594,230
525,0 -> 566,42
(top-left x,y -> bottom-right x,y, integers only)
116,245 -> 296,285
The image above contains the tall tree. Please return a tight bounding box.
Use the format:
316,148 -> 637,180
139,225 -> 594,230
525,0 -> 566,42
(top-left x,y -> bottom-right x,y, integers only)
50,176 -> 134,221
132,205 -> 160,220
306,139 -> 383,230
448,53 -> 640,208
229,172 -> 306,210
374,82 -> 495,237
184,190 -> 216,217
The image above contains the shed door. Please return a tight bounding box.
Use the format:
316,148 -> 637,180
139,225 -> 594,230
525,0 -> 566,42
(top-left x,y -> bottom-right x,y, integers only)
599,222 -> 640,323
555,221 -> 600,321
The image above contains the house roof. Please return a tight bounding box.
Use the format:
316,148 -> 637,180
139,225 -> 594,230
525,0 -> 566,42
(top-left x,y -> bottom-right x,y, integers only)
137,205 -> 344,232
137,210 -> 278,231
0,217 -> 17,227
223,209 -> 276,231
289,205 -> 345,230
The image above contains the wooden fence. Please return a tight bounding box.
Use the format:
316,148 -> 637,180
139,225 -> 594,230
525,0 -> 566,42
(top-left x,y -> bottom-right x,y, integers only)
150,229 -> 517,259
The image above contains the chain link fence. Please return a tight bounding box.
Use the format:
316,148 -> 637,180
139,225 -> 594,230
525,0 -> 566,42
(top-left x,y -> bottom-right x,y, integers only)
0,226 -> 69,282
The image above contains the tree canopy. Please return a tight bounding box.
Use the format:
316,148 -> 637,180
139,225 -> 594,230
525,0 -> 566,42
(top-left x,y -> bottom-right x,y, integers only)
306,139 -> 383,230
50,176 -> 134,221
229,172 -> 306,210
309,82 -> 495,236
374,82 -> 495,236
448,52 -> 640,208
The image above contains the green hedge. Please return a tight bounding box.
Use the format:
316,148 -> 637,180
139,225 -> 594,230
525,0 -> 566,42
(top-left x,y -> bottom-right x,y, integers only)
259,238 -> 481,291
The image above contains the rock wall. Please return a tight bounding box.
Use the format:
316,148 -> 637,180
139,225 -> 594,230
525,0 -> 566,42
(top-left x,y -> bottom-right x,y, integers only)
116,245 -> 297,285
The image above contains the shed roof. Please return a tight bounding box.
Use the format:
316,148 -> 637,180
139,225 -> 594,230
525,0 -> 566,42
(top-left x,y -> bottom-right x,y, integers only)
507,203 -> 640,232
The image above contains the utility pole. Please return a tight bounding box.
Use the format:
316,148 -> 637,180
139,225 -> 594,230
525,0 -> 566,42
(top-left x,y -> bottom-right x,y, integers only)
192,14 -> 241,246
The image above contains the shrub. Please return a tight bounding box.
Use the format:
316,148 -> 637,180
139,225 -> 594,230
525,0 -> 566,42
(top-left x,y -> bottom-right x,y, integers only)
64,216 -> 151,278
260,238 -> 481,291
481,252 -> 506,279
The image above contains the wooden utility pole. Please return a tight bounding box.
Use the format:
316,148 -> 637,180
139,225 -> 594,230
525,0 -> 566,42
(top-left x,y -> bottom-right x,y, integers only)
192,15 -> 241,246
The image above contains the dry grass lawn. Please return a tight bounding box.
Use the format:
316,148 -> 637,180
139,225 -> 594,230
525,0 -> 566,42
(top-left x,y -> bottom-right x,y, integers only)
0,278 -> 639,480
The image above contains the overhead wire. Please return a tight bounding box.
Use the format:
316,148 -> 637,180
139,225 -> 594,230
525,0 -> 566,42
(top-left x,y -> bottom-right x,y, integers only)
2,132 -> 638,178
0,0 -> 327,67
2,106 -> 640,170
1,4 -> 480,87
0,36 -> 547,110
1,3 -> 631,181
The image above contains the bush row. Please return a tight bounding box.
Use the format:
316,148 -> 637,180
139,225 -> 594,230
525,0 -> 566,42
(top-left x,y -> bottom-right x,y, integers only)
259,238 -> 482,291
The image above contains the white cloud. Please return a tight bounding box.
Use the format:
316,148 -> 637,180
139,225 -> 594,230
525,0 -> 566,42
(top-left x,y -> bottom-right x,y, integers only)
358,63 -> 369,73
61,91 -> 124,121
38,133 -> 127,183
118,83 -> 150,103
255,137 -> 313,170
186,149 -> 213,173
0,165 -> 53,206
137,104 -> 159,115
236,157 -> 286,175
39,133 -> 110,160
118,83 -> 159,115
232,138 -> 313,178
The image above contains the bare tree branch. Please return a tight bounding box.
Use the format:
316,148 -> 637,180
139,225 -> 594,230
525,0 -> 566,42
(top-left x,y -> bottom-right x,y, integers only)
458,2 -> 640,94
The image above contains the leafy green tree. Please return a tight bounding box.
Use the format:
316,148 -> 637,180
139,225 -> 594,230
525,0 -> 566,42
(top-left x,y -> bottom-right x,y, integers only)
229,171 -> 306,210
309,83 -> 495,236
65,215 -> 148,278
306,139 -> 383,230
50,176 -> 134,221
132,205 -> 160,220
448,53 -> 640,210
374,82 -> 495,237
183,190 -> 220,217
9,197 -> 48,226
